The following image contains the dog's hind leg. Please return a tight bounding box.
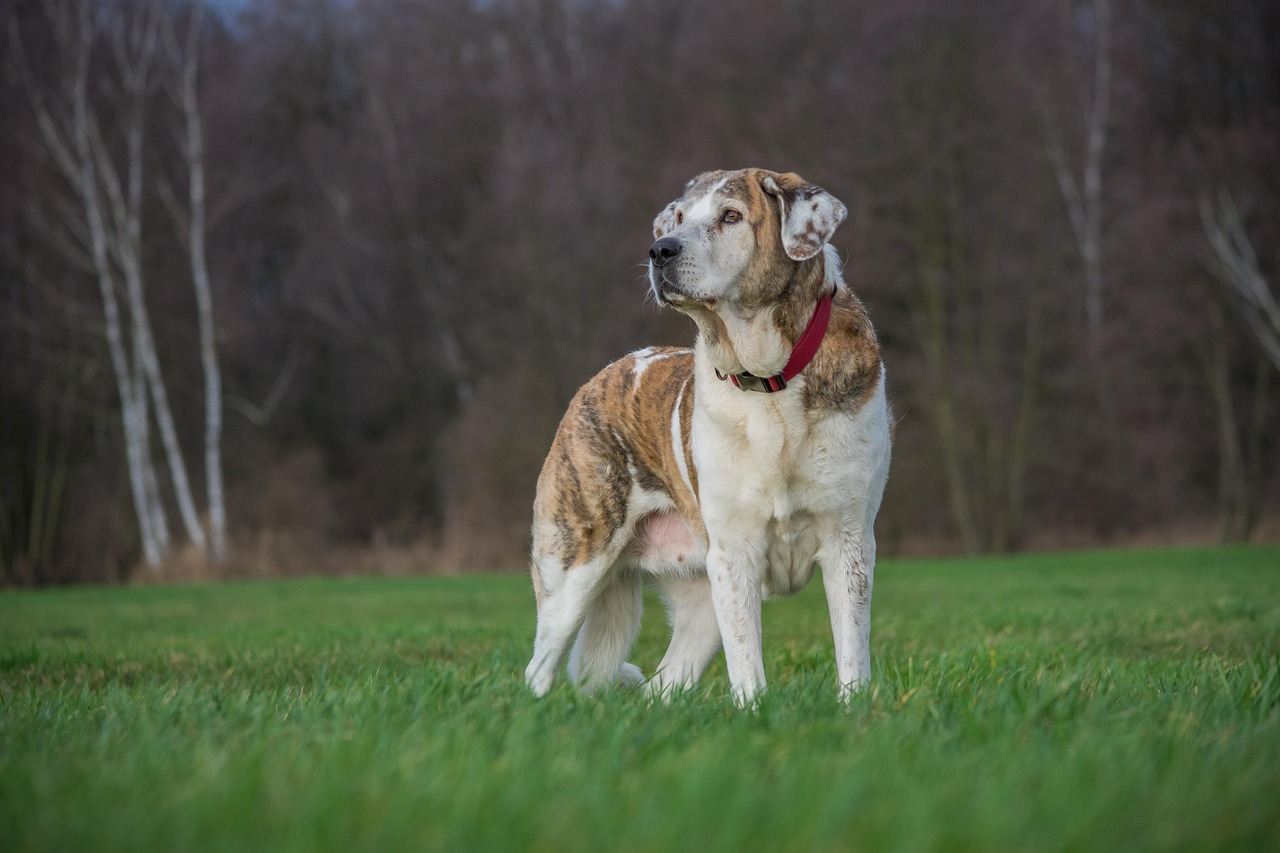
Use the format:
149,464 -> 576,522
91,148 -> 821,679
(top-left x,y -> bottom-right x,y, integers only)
525,548 -> 621,697
567,569 -> 644,694
647,573 -> 722,698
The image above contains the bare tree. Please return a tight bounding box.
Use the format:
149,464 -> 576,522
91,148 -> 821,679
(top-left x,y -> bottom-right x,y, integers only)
11,3 -> 165,566
1199,188 -> 1280,374
1196,187 -> 1278,542
11,0 -> 211,567
882,11 -> 1052,555
98,3 -> 208,556
1193,301 -> 1270,542
159,0 -> 226,563
1036,0 -> 1112,342
908,226 -> 1046,555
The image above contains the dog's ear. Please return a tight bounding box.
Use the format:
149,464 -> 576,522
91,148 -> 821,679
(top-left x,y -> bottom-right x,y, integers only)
761,173 -> 847,261
653,200 -> 678,239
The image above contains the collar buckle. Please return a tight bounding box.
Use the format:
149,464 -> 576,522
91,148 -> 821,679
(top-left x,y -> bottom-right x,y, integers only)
716,369 -> 787,393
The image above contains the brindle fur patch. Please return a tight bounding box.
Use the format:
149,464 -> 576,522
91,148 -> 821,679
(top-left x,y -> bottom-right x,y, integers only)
532,348 -> 703,568
802,289 -> 882,413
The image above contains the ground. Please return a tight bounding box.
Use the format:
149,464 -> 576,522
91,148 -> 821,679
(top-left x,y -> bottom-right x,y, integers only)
1,546 -> 1278,851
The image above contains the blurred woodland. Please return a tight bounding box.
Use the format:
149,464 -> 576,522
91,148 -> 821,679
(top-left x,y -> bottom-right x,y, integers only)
2,0 -> 1279,584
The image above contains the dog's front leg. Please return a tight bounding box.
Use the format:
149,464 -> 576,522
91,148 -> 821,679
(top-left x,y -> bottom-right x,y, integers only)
705,540 -> 767,707
820,528 -> 875,703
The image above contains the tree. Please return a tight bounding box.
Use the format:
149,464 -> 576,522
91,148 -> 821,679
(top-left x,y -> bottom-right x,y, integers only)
872,8 -> 1056,554
1199,188 -> 1280,374
159,0 -> 226,563
10,0 -> 223,568
1034,0 -> 1112,344
1194,189 -> 1277,542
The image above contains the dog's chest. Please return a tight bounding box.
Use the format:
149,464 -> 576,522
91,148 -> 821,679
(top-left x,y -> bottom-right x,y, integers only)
692,383 -> 858,596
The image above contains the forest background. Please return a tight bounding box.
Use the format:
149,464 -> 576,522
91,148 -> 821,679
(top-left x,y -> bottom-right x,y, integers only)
2,0 -> 1278,584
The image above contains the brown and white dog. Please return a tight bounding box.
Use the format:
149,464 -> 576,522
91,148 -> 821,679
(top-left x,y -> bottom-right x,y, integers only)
525,168 -> 890,706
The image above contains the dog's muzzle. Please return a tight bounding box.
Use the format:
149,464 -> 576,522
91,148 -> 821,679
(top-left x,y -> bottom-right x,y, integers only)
648,236 -> 684,302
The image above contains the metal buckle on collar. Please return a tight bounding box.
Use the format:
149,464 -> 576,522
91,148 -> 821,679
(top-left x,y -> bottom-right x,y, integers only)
715,368 -> 787,393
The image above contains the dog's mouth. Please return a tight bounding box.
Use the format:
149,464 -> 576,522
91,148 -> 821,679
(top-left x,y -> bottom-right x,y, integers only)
649,265 -> 678,303
649,265 -> 709,309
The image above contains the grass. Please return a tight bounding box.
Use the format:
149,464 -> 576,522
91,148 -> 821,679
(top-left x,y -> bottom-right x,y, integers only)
1,546 -> 1279,852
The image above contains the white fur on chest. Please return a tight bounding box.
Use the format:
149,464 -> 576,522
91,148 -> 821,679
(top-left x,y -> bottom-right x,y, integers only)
677,348 -> 889,598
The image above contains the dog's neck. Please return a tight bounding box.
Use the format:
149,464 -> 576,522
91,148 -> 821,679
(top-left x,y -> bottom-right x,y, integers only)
690,245 -> 841,379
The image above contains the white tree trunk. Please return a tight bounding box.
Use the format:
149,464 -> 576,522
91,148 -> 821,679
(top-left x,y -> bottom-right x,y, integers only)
1040,0 -> 1111,340
55,5 -> 168,567
17,0 -> 214,569
1199,189 -> 1280,374
171,1 -> 227,563
132,345 -> 171,557
1080,0 -> 1110,336
113,195 -> 209,554
88,3 -> 208,555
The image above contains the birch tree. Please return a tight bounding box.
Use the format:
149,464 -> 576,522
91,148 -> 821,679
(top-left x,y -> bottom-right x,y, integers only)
1036,0 -> 1112,342
1197,188 -> 1277,542
159,0 -> 226,563
1200,188 -> 1280,375
11,0 -> 213,566
99,2 -> 208,556
11,2 -> 164,566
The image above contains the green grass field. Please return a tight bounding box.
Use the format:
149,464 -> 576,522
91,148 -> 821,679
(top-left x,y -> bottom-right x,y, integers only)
2,546 -> 1279,852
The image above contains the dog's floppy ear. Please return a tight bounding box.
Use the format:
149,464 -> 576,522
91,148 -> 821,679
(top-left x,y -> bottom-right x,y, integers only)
653,200 -> 678,238
761,173 -> 848,261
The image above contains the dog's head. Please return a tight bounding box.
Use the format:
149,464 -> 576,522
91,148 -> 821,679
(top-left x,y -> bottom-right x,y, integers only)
647,168 -> 847,310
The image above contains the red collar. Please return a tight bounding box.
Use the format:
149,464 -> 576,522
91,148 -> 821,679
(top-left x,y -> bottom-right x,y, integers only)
715,293 -> 834,393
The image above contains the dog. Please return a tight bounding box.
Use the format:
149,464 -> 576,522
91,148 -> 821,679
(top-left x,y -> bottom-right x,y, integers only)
524,168 -> 891,706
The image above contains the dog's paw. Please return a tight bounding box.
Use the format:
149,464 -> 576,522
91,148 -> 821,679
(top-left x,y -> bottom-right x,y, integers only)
837,676 -> 870,707
525,662 -> 553,698
644,676 -> 699,705
732,683 -> 765,711
616,662 -> 645,689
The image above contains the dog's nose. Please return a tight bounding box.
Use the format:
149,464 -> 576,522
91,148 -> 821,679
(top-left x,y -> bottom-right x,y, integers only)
649,236 -> 683,268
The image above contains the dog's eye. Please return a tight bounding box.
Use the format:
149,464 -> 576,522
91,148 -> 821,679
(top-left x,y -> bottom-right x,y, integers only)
675,210 -> 684,226
722,209 -> 742,224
